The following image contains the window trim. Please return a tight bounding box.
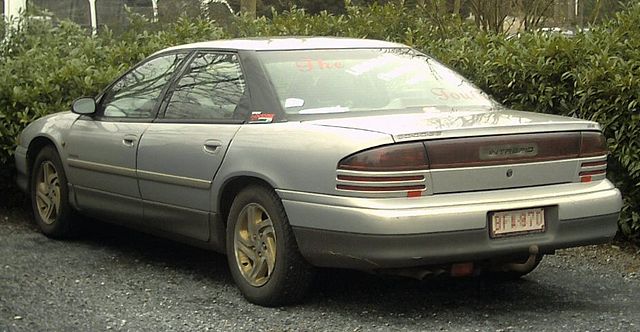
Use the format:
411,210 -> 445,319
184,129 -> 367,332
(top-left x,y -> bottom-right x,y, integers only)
91,50 -> 192,122
156,50 -> 250,124
154,118 -> 245,124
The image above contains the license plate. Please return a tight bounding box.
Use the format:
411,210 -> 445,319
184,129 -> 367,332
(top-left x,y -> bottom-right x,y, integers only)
490,207 -> 545,238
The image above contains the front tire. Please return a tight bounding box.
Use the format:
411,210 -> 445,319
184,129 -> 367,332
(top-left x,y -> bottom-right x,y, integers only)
226,185 -> 314,306
30,145 -> 77,238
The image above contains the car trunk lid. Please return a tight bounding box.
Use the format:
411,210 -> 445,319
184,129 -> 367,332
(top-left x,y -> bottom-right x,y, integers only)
321,108 -> 607,197
306,107 -> 600,140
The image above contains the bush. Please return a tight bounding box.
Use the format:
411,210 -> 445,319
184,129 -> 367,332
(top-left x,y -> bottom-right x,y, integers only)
0,3 -> 638,242
231,3 -> 474,43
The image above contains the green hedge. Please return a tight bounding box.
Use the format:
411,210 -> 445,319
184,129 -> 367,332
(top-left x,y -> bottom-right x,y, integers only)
0,14 -> 225,205
0,4 -> 638,241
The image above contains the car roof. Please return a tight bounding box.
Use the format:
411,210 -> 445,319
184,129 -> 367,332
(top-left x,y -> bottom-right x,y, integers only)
154,37 -> 407,55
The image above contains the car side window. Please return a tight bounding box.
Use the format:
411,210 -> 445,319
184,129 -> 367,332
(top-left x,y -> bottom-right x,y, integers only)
99,53 -> 186,119
164,52 -> 246,120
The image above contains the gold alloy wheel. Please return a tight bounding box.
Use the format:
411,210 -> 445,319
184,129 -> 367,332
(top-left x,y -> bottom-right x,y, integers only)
233,203 -> 277,287
35,161 -> 61,225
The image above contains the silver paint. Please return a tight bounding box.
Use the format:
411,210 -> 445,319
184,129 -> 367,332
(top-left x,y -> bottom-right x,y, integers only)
14,38 -> 622,270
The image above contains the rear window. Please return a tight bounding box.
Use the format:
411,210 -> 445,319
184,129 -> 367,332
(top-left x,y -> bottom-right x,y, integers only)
257,48 -> 495,117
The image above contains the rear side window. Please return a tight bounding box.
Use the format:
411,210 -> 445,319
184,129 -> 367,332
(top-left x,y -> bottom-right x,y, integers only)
164,52 -> 246,120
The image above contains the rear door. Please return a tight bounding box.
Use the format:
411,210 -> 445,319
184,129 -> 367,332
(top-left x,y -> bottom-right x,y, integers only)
66,52 -> 188,223
137,51 -> 248,241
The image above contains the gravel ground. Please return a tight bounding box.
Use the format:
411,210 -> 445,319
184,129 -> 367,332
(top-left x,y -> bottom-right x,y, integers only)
1,207 -> 639,332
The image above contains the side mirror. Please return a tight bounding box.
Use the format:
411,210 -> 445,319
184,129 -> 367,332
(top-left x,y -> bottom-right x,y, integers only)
71,97 -> 96,115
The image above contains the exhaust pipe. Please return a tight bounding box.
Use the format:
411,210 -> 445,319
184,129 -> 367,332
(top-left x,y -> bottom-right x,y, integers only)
504,245 -> 540,273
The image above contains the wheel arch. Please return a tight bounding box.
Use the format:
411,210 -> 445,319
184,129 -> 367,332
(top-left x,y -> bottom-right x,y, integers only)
217,175 -> 276,228
26,136 -> 60,192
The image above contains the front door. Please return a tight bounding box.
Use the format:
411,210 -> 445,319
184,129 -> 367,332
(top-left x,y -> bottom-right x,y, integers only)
66,52 -> 188,223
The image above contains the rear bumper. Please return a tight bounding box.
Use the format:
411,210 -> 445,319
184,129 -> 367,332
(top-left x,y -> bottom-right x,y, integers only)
278,181 -> 621,269
292,213 -> 619,269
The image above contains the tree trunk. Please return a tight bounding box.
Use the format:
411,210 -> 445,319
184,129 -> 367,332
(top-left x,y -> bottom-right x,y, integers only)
591,0 -> 603,24
453,0 -> 462,15
566,0 -> 575,25
240,0 -> 257,19
554,0 -> 564,26
577,0 -> 583,26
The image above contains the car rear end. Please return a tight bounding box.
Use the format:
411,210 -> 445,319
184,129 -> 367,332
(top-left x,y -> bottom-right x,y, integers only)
280,122 -> 621,274
252,44 -> 622,275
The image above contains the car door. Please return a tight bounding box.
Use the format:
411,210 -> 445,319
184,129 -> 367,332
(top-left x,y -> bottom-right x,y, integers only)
137,51 -> 248,241
65,52 -> 188,223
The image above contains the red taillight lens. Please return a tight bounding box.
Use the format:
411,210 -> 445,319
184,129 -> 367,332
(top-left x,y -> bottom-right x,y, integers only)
338,143 -> 429,171
425,132 -> 581,169
579,132 -> 608,157
578,132 -> 607,183
337,174 -> 424,182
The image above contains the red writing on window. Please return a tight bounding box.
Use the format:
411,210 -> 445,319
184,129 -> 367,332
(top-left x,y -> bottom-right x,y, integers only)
296,59 -> 344,72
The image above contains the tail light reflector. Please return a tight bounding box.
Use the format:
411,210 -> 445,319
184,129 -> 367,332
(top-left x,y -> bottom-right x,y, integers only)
579,170 -> 607,176
578,132 -> 608,183
579,132 -> 608,157
425,132 -> 581,169
580,161 -> 607,167
336,184 -> 426,192
337,174 -> 424,182
423,131 -> 608,169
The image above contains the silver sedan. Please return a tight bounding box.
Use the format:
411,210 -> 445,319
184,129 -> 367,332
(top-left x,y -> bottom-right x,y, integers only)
15,37 -> 622,306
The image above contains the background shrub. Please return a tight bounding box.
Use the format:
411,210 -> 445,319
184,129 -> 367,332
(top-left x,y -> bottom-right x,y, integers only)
0,3 -> 638,241
0,14 -> 225,206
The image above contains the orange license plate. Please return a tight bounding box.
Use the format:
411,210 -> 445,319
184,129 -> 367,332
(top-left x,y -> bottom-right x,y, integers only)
490,208 -> 545,238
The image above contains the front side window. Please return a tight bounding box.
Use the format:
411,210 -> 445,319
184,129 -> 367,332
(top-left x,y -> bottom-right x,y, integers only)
99,53 -> 186,118
257,48 -> 495,118
164,52 -> 245,120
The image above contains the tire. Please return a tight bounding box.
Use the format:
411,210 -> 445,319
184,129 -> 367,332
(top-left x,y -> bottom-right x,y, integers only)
226,185 -> 314,306
30,145 -> 78,238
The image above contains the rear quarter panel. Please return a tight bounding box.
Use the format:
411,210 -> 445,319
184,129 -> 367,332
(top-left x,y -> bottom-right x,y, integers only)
211,122 -> 393,210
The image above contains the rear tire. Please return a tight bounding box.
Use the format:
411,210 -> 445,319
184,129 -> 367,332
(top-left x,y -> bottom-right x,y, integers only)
226,185 -> 314,306
30,145 -> 78,238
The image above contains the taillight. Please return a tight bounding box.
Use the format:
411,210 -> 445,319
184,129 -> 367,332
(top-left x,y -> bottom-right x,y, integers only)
337,143 -> 429,196
578,132 -> 608,183
338,143 -> 429,171
424,132 -> 582,169
579,132 -> 608,157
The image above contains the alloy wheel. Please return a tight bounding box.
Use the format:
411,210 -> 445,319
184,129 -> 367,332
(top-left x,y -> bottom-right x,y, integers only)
233,203 -> 277,287
35,161 -> 61,225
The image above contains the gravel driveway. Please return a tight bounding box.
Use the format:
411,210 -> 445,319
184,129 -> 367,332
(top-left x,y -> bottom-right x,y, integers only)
1,207 -> 639,331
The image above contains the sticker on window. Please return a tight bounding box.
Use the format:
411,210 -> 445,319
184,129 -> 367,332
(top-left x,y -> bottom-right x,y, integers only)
249,112 -> 275,123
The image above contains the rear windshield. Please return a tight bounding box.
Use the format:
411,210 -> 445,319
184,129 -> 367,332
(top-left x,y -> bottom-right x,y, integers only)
257,48 -> 495,118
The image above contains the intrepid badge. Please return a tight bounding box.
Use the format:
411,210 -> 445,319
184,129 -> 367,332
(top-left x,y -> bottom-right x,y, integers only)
479,143 -> 539,160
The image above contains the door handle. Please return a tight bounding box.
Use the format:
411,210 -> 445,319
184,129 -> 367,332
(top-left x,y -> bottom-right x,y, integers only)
122,134 -> 138,147
203,140 -> 222,154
